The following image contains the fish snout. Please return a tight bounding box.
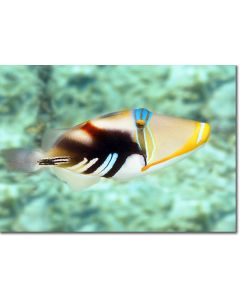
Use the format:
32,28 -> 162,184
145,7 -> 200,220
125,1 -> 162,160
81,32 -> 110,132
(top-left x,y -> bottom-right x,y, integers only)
178,121 -> 211,157
174,121 -> 211,160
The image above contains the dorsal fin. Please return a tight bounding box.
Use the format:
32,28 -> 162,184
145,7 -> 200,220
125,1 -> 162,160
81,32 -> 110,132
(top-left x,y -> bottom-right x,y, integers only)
41,128 -> 68,151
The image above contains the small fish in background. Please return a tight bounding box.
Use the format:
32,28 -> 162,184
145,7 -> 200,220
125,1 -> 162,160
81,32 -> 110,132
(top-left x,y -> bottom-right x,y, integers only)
2,108 -> 210,190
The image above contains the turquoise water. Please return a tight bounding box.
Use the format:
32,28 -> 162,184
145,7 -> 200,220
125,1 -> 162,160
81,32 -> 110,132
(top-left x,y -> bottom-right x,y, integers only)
0,65 -> 236,232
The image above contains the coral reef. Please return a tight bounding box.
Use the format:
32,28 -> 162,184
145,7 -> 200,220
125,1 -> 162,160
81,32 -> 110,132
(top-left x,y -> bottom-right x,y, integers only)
0,65 -> 236,232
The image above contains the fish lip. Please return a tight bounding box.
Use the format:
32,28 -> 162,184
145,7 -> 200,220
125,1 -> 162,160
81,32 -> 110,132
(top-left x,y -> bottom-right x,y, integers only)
179,121 -> 211,155
196,122 -> 211,146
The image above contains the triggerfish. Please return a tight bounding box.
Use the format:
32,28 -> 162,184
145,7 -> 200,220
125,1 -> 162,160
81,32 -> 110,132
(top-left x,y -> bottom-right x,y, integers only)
2,108 -> 210,190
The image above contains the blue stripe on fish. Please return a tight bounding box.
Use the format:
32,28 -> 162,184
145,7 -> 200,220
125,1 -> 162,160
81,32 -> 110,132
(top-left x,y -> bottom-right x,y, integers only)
99,153 -> 118,177
94,153 -> 112,175
133,108 -> 152,125
134,109 -> 140,121
141,108 -> 148,120
133,108 -> 140,122
146,111 -> 152,125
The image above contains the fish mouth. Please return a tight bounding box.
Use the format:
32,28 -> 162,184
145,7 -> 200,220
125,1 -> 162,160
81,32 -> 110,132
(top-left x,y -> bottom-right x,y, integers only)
159,121 -> 211,159
173,121 -> 211,156
195,122 -> 211,146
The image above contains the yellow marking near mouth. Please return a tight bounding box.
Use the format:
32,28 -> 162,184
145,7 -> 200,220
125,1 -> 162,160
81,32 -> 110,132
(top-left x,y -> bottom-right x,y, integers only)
142,122 -> 210,171
144,125 -> 156,163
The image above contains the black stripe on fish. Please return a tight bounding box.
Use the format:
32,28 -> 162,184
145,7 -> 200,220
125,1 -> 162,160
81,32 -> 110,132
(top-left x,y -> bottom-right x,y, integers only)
55,122 -> 143,178
38,157 -> 70,165
83,154 -> 108,174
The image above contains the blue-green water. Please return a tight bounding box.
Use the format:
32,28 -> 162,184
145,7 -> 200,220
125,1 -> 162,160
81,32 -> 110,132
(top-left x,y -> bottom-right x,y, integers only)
0,65 -> 236,232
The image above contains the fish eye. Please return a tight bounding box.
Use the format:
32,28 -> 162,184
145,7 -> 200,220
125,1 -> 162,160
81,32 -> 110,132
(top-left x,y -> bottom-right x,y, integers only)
136,119 -> 146,128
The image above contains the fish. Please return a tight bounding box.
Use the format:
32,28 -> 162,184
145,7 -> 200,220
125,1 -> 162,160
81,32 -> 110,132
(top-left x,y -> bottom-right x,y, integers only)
1,108 -> 211,190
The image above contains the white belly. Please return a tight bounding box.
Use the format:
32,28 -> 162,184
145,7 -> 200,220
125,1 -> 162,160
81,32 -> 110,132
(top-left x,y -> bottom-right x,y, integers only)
113,154 -> 145,180
113,148 -> 199,180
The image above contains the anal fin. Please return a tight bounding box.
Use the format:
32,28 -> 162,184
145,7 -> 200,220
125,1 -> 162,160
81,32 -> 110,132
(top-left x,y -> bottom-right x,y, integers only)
52,167 -> 100,190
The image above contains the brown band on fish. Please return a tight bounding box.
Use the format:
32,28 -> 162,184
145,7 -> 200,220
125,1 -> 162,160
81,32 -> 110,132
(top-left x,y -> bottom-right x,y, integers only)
53,122 -> 143,178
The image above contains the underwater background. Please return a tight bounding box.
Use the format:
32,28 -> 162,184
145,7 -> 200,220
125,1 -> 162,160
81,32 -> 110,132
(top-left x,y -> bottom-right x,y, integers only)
0,65 -> 236,232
